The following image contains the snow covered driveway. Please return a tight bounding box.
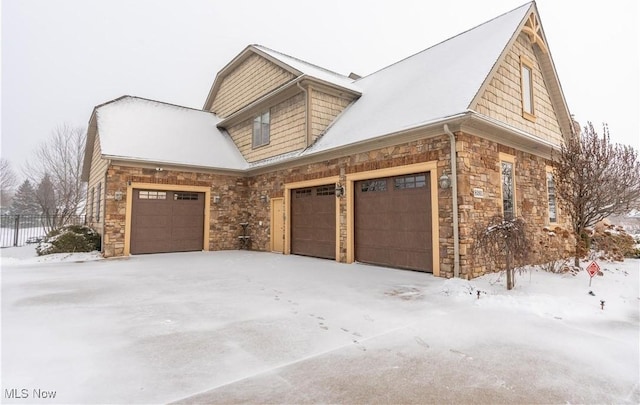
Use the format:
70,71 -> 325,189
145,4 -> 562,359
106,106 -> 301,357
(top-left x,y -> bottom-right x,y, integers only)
1,250 -> 639,404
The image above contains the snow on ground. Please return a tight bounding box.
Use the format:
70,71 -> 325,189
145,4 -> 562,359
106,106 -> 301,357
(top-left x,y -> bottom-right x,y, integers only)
0,245 -> 103,265
1,248 -> 638,404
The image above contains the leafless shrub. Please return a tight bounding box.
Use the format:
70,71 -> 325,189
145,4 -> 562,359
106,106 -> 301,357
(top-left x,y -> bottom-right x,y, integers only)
473,215 -> 533,290
552,122 -> 640,266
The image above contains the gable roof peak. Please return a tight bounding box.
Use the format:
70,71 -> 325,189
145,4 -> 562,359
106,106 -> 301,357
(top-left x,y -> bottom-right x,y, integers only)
359,2 -> 534,81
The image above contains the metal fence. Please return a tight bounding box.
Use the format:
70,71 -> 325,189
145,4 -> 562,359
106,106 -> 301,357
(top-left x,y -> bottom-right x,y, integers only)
0,214 -> 87,248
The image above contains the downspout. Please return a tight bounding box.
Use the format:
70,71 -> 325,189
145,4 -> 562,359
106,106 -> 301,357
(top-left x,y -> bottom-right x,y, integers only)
443,124 -> 460,278
296,81 -> 310,147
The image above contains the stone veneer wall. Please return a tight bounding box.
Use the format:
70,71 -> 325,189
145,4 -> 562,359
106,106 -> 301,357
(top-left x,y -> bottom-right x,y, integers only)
455,132 -> 574,278
102,165 -> 248,257
100,132 -> 574,279
248,131 -> 573,278
247,135 -> 453,264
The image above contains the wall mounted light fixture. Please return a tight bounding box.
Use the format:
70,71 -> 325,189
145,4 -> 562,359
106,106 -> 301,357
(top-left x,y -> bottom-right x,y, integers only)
335,183 -> 345,197
439,172 -> 451,189
260,195 -> 268,203
213,195 -> 221,204
114,191 -> 123,201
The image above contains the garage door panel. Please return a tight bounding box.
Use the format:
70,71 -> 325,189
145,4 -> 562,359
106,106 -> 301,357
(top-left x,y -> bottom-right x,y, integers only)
134,215 -> 172,228
131,189 -> 205,255
355,173 -> 432,272
291,185 -> 336,260
173,215 -> 204,228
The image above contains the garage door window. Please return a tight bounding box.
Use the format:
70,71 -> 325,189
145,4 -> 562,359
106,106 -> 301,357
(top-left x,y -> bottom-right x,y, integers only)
295,189 -> 312,198
139,191 -> 166,200
174,192 -> 199,200
316,186 -> 335,196
394,175 -> 426,189
361,179 -> 387,192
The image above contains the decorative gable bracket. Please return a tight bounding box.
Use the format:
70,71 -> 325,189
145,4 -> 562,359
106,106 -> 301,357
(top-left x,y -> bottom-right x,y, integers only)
522,13 -> 548,54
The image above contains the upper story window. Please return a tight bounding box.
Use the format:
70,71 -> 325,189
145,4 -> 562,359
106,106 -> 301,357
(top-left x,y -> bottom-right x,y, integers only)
500,154 -> 516,220
547,170 -> 557,223
520,55 -> 535,122
252,111 -> 270,148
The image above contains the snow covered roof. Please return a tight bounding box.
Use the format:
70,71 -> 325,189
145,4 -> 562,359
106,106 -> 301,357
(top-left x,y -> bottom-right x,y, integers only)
304,2 -> 532,155
252,45 -> 361,93
84,2 -> 567,175
94,96 -> 248,171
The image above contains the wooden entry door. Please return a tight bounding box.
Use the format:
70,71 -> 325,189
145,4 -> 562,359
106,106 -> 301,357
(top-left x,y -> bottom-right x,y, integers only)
271,198 -> 284,253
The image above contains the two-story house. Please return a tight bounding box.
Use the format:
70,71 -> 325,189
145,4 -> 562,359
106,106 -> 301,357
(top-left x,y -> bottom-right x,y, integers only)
82,2 -> 574,278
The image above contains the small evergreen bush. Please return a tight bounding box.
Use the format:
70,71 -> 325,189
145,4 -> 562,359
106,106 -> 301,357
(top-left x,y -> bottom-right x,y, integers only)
36,225 -> 100,256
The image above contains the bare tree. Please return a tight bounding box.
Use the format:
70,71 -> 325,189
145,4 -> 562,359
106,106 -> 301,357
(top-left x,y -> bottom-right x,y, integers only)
24,124 -> 87,230
553,122 -> 640,266
1,157 -> 18,210
473,215 -> 532,290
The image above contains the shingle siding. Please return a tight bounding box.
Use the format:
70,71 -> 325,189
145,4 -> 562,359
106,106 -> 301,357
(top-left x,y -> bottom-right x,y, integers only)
227,93 -> 306,163
310,88 -> 352,144
211,54 -> 295,118
86,132 -> 108,236
476,33 -> 563,146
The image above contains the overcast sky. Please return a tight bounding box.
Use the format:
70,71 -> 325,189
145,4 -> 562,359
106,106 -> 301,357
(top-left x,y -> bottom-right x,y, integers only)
2,0 -> 638,177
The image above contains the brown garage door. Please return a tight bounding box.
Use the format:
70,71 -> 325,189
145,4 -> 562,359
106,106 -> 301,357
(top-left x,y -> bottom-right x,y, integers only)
290,185 -> 336,259
355,173 -> 432,272
130,190 -> 205,254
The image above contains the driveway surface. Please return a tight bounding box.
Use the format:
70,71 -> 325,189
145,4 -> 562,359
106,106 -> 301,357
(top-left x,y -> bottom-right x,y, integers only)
1,251 -> 638,404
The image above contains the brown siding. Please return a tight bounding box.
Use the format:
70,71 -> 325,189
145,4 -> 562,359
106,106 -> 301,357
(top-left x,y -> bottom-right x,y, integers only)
227,93 -> 306,163
211,54 -> 296,118
309,88 -> 352,144
475,33 -> 563,146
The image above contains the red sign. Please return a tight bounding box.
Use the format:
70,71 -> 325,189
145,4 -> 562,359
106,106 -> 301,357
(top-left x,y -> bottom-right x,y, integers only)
586,261 -> 600,277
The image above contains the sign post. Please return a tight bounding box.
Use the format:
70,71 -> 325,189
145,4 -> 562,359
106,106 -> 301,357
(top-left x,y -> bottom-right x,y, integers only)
586,261 -> 600,287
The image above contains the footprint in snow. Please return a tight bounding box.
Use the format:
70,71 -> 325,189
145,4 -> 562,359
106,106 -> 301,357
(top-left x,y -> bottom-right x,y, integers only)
363,315 -> 374,322
450,349 -> 473,360
340,327 -> 349,333
352,340 -> 366,351
414,336 -> 429,349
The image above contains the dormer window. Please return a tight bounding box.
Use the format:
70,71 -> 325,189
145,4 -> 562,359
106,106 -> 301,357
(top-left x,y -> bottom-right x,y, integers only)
520,55 -> 536,122
252,111 -> 270,148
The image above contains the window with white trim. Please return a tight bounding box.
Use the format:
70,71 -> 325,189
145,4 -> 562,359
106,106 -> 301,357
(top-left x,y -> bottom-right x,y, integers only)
520,55 -> 535,121
501,160 -> 515,220
547,171 -> 557,223
252,111 -> 270,148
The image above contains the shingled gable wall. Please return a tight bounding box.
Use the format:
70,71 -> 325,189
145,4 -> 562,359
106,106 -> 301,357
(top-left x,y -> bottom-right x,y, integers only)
210,53 -> 295,117
475,32 -> 563,147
